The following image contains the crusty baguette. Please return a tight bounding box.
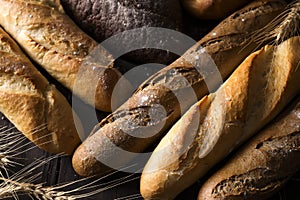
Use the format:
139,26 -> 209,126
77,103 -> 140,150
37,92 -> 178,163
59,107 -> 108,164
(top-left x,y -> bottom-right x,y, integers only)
140,36 -> 300,200
197,95 -> 300,200
0,27 -> 81,154
0,0 -> 125,112
181,0 -> 252,20
71,0 -> 287,177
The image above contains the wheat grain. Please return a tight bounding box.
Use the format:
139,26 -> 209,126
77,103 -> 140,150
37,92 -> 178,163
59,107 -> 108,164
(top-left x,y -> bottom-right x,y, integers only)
0,175 -> 141,200
251,0 -> 300,46
0,124 -> 60,179
0,124 -> 141,199
0,153 -> 140,200
0,167 -> 140,200
0,127 -> 27,177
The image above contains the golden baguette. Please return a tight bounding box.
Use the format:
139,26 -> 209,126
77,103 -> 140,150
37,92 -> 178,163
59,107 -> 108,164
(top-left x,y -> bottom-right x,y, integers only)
140,36 -> 300,200
0,27 -> 81,154
198,95 -> 300,200
0,0 -> 125,112
71,0 -> 287,177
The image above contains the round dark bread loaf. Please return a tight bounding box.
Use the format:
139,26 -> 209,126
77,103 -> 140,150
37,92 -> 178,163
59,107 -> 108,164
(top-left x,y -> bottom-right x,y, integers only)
61,0 -> 184,64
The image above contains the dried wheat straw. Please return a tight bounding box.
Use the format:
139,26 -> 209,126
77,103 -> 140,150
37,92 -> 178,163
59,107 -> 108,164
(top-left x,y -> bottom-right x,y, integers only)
251,0 -> 300,46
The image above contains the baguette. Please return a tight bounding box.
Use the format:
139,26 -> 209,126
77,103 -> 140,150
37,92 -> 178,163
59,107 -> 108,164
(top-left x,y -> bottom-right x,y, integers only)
0,0 -> 124,112
197,95 -> 300,200
0,27 -> 81,154
140,36 -> 300,200
72,0 -> 287,177
181,0 -> 252,20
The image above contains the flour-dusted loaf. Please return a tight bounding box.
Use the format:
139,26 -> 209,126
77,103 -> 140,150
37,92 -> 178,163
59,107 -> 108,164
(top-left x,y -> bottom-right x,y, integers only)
140,36 -> 300,200
0,0 -> 126,112
197,95 -> 300,200
0,27 -> 81,154
72,0 -> 286,177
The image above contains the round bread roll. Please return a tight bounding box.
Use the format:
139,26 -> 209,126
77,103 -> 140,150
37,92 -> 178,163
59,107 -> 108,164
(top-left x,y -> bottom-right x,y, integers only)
61,0 -> 184,64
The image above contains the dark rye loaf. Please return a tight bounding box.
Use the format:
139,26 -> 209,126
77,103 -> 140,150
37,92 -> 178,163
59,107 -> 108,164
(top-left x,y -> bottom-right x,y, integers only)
61,0 -> 184,64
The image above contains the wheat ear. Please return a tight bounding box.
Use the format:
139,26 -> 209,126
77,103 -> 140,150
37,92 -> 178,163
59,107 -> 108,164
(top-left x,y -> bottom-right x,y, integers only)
250,0 -> 300,46
0,125 -> 141,200
0,153 -> 140,200
0,124 -> 55,177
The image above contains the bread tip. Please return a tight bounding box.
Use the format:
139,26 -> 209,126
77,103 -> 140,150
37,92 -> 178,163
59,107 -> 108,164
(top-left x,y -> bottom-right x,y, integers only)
197,184 -> 214,200
72,143 -> 112,177
140,169 -> 176,200
72,144 -> 95,177
93,67 -> 133,112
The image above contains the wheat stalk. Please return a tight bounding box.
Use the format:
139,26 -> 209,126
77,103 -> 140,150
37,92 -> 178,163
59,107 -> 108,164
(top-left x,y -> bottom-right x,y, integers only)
0,162 -> 140,200
0,127 -> 27,177
0,125 -> 140,200
0,175 -> 138,200
0,177 -> 74,200
0,154 -> 140,200
251,0 -> 300,46
0,123 -> 57,177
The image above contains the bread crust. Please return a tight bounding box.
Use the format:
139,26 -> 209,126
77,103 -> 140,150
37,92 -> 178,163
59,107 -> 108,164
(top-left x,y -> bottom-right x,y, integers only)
0,0 -> 123,112
140,36 -> 300,199
197,95 -> 300,200
0,27 -> 81,154
71,0 -> 286,177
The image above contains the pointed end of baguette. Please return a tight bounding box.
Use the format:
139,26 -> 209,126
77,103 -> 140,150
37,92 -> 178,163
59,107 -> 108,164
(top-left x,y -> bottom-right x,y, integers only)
141,169 -> 173,200
72,144 -> 110,177
94,67 -> 123,112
